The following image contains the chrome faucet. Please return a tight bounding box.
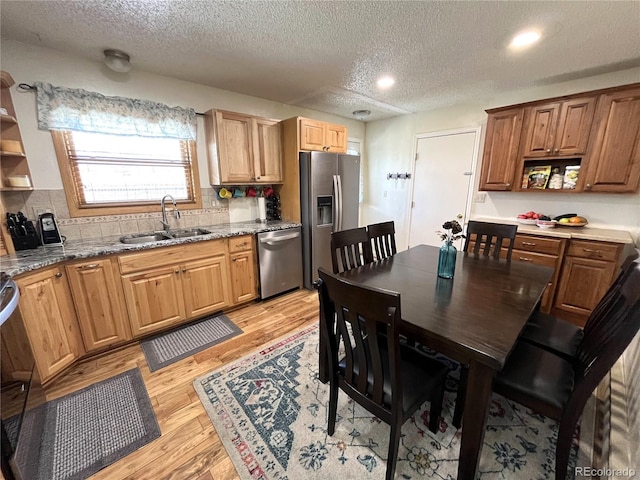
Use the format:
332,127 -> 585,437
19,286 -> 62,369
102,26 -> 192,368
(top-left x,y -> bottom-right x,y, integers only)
160,194 -> 181,232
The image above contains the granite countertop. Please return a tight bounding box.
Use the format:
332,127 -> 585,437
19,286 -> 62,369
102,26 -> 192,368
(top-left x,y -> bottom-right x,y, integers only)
1,221 -> 301,278
472,217 -> 634,244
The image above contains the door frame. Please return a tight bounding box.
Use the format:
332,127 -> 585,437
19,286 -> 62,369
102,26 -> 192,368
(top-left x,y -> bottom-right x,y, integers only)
406,126 -> 482,249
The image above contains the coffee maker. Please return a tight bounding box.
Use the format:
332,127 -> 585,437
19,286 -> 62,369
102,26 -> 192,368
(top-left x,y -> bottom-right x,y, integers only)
38,212 -> 63,245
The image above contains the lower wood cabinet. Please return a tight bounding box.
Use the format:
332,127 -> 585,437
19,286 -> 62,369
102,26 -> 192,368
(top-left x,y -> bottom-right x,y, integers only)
553,239 -> 622,326
1,310 -> 34,382
15,266 -> 85,382
228,235 -> 257,304
66,258 -> 131,352
119,239 -> 234,337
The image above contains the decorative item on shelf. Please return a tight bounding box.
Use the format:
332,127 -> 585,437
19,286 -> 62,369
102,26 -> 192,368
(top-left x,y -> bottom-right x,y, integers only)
562,165 -> 580,189
526,165 -> 551,189
547,167 -> 564,189
266,195 -> 281,221
436,219 -> 464,279
246,186 -> 258,197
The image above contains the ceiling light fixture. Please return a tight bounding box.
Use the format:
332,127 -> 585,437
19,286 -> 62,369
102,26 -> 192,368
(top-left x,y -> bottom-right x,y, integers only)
103,49 -> 131,73
352,110 -> 371,120
377,76 -> 395,89
509,30 -> 541,49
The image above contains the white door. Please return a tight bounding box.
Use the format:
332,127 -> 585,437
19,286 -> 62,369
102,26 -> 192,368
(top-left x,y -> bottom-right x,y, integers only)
408,128 -> 479,249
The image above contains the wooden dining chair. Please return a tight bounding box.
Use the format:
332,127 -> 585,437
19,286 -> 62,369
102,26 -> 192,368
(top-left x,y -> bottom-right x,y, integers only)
491,260 -> 640,480
330,227 -> 373,274
520,248 -> 640,361
367,221 -> 397,261
317,267 -> 449,480
463,220 -> 518,260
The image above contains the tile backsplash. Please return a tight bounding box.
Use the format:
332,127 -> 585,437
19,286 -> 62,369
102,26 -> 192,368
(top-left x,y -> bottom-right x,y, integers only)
2,188 -> 230,242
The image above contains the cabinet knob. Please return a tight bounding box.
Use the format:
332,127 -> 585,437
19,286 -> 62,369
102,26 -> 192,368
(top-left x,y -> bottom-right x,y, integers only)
175,269 -> 180,274
182,268 -> 187,273
554,148 -> 559,153
256,176 -> 260,180
546,149 -> 551,153
55,272 -> 63,278
505,183 -> 511,188
232,258 -> 237,262
585,184 -> 592,190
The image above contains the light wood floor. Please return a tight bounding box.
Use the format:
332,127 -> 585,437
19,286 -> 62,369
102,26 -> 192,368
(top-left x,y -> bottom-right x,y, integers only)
44,288 -> 319,480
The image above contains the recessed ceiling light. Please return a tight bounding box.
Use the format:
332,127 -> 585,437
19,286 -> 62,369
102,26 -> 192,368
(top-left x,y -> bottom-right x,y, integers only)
377,76 -> 395,89
509,30 -> 541,49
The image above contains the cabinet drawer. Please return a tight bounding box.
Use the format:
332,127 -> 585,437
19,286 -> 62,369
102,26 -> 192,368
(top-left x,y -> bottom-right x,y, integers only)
119,239 -> 226,274
514,234 -> 563,255
566,240 -> 620,262
510,249 -> 558,268
228,235 -> 253,253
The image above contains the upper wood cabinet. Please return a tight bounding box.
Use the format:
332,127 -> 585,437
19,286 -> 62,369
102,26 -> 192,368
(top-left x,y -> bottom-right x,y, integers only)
478,108 -> 523,191
1,71 -> 33,192
581,87 -> 640,192
66,258 -> 131,352
299,118 -> 348,153
522,97 -> 596,158
479,83 -> 640,194
204,109 -> 283,185
16,266 -> 85,382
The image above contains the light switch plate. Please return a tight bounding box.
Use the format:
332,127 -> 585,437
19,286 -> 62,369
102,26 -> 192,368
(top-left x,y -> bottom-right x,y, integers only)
474,192 -> 487,203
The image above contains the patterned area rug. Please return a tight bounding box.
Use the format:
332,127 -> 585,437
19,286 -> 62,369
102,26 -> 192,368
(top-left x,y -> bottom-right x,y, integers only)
194,325 -> 582,480
142,313 -> 242,372
13,368 -> 159,480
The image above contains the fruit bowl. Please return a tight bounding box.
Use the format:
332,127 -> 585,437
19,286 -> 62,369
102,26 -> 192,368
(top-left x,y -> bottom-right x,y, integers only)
557,220 -> 589,227
517,218 -> 537,225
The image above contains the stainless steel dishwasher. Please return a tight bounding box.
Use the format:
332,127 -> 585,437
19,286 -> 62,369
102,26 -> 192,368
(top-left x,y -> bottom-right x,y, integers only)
257,227 -> 303,299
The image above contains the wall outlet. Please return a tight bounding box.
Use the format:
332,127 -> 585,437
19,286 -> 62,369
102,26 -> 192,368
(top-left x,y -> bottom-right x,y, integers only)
383,190 -> 388,198
474,192 -> 487,203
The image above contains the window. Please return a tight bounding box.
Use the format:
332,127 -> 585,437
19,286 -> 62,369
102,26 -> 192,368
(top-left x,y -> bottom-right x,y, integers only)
52,130 -> 201,217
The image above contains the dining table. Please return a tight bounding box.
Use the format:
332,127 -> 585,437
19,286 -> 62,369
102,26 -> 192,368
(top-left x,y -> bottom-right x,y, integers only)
319,244 -> 554,480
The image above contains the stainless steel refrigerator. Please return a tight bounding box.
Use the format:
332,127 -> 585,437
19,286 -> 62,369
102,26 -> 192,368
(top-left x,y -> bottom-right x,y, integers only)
299,151 -> 360,289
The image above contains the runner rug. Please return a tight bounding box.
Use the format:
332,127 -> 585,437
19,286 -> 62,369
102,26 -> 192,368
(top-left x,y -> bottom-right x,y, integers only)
14,368 -> 159,480
142,313 -> 242,372
194,325 -> 584,479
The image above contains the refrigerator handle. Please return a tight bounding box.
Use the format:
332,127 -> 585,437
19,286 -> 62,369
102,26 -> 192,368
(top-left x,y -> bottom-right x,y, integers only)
331,175 -> 340,232
336,174 -> 343,231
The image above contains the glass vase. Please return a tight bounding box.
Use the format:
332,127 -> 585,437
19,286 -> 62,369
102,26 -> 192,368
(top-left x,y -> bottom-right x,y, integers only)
437,241 -> 457,279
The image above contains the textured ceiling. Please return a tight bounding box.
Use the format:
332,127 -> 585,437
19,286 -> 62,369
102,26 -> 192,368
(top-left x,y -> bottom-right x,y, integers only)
1,1 -> 639,122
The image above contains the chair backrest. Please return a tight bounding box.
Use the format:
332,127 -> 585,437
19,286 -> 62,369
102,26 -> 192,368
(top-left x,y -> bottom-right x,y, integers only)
318,267 -> 402,416
367,221 -> 397,261
330,227 -> 373,274
569,261 -> 640,411
463,221 -> 518,260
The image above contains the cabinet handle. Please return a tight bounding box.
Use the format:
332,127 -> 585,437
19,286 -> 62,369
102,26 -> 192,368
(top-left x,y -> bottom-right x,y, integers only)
521,242 -> 536,246
78,263 -> 99,270
519,256 -> 533,262
55,272 -> 63,278
582,248 -> 602,257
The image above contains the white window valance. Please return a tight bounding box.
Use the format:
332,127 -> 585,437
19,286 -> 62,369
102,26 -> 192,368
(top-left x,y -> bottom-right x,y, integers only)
35,82 -> 197,140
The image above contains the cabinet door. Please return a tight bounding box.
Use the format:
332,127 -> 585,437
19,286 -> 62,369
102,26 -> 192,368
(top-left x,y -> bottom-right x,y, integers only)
0,310 -> 34,382
229,251 -> 257,304
66,259 -> 131,352
216,110 -> 255,183
554,97 -> 596,156
554,256 -> 616,320
583,88 -> 640,192
121,266 -> 186,337
182,256 -> 231,319
16,267 -> 84,382
522,102 -> 560,157
479,108 -> 524,190
299,118 -> 326,151
325,123 -> 348,153
253,118 -> 283,183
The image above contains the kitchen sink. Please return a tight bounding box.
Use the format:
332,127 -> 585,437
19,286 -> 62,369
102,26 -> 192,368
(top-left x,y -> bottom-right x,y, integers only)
170,228 -> 211,238
120,232 -> 172,244
119,228 -> 211,244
